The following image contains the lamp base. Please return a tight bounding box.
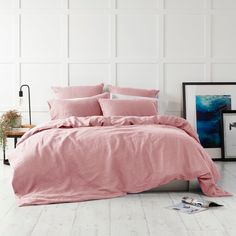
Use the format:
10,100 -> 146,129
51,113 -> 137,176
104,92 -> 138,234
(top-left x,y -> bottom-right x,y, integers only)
4,159 -> 10,165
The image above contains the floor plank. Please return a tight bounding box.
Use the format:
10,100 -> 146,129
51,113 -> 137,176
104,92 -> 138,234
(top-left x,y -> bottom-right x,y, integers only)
70,199 -> 110,236
0,204 -> 44,236
140,193 -> 188,235
110,194 -> 150,236
188,230 -> 229,236
31,203 -> 77,236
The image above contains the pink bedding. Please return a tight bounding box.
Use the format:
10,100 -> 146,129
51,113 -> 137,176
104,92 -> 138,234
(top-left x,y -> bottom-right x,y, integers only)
8,115 -> 231,206
99,99 -> 158,116
108,85 -> 159,98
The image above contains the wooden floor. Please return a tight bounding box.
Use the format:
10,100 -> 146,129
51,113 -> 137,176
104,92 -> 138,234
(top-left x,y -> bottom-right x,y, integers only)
0,161 -> 236,236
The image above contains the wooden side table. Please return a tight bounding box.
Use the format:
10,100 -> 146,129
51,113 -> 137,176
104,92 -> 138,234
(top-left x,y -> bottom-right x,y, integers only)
3,124 -> 35,165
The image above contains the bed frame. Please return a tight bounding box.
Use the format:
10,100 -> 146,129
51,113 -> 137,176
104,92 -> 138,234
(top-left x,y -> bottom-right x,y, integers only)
146,179 -> 199,192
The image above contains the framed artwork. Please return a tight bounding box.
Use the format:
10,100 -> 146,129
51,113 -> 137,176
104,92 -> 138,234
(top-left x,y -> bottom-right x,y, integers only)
182,82 -> 236,160
221,110 -> 236,161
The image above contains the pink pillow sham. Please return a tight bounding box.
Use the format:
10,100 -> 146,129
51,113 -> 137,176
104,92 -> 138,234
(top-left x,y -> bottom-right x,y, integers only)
48,92 -> 109,120
52,83 -> 104,99
109,85 -> 159,98
99,99 -> 158,116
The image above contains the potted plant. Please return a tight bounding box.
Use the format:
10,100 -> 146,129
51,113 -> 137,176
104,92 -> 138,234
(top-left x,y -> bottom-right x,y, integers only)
0,110 -> 22,148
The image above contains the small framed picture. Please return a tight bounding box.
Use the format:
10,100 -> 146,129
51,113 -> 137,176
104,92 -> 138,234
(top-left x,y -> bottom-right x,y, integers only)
221,110 -> 236,161
182,82 -> 236,160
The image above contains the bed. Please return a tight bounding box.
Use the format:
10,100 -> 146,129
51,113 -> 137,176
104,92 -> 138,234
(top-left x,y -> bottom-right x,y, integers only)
8,115 -> 230,206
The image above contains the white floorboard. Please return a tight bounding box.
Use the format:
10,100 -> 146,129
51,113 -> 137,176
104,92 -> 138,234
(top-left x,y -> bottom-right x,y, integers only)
110,194 -> 149,236
0,161 -> 236,236
71,199 -> 110,236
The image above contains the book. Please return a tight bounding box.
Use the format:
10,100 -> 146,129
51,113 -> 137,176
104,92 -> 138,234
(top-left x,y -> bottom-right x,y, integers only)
166,196 -> 223,214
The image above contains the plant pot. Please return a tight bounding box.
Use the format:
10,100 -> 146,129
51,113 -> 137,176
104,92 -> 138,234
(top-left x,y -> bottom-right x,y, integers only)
11,117 -> 22,128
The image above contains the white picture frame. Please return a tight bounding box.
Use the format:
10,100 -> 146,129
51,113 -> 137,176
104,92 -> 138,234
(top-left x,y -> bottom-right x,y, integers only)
221,110 -> 236,161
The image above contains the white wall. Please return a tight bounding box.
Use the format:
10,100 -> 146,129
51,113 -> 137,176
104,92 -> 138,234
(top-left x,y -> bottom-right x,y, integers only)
0,0 -> 236,124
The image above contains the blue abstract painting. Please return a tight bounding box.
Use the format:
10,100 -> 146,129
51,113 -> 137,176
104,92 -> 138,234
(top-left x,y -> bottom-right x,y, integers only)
196,95 -> 231,148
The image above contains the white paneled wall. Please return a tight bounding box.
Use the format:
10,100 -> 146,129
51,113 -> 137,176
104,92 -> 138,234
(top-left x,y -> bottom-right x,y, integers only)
0,0 -> 236,124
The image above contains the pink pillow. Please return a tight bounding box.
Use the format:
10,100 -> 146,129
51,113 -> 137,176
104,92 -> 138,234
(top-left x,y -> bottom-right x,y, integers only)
52,83 -> 104,99
99,99 -> 158,116
109,85 -> 159,98
48,93 -> 109,120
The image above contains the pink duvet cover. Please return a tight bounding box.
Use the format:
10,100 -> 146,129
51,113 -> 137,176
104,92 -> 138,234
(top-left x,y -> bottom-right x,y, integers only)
8,115 -> 231,206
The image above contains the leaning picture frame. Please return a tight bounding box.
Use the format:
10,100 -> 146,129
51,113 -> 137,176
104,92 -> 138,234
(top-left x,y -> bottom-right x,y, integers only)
182,82 -> 236,160
221,110 -> 236,161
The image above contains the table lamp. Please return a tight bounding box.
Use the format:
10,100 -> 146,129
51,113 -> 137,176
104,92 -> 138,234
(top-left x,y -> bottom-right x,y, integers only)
19,84 -> 32,125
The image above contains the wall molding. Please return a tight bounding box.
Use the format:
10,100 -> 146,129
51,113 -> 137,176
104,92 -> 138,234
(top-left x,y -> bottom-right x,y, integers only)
0,0 -> 236,122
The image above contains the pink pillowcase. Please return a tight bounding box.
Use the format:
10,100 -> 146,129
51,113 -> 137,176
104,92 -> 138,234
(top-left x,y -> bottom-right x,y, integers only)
109,85 -> 159,98
52,83 -> 104,99
99,99 -> 158,116
48,93 -> 109,120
